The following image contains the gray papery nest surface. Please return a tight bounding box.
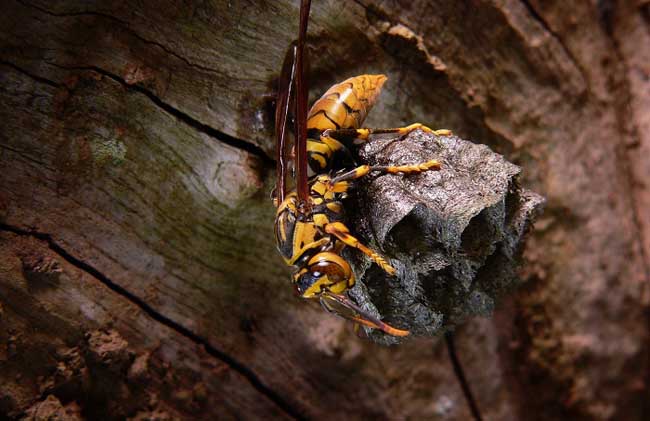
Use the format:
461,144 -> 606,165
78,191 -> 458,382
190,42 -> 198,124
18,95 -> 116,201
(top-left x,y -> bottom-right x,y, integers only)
344,130 -> 545,345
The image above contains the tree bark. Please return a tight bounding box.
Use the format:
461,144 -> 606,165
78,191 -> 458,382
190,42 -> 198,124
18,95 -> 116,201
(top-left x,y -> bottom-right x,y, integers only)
1,0 -> 648,420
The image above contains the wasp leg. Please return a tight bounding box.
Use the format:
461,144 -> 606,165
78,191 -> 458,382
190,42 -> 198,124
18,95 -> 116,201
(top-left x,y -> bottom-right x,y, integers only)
328,160 -> 441,186
323,124 -> 452,144
366,160 -> 441,175
324,221 -> 396,275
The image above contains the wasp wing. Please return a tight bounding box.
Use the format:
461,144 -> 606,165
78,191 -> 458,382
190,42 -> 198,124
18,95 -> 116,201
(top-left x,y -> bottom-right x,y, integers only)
275,42 -> 298,205
294,0 -> 311,202
275,0 -> 311,204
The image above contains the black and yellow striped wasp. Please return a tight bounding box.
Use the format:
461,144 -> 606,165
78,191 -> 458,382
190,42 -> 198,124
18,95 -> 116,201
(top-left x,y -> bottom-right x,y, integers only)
273,0 -> 451,336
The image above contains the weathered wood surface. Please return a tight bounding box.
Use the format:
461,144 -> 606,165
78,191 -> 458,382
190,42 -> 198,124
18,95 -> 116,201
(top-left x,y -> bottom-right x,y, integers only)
0,0 -> 648,420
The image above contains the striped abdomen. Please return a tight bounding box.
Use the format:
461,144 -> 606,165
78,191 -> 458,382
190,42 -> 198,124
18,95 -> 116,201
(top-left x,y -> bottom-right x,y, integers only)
307,74 -> 387,131
305,75 -> 387,172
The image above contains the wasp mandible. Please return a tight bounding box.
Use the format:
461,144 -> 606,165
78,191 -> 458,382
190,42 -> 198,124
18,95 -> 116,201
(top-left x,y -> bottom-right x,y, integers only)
273,0 -> 451,337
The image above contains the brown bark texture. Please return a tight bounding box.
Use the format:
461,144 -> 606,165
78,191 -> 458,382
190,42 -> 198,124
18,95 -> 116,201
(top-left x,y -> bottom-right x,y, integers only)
0,0 -> 648,420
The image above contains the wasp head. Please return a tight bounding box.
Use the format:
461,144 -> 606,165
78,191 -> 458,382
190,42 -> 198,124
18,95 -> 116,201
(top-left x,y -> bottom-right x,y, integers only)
292,252 -> 354,298
291,252 -> 410,337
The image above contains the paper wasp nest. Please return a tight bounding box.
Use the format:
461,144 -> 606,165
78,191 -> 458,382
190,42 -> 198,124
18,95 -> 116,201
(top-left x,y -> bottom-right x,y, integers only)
345,131 -> 545,345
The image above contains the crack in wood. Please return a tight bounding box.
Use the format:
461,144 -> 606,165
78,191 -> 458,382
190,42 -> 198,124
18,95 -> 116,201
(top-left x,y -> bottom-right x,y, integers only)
445,332 -> 483,421
16,0 -> 228,77
15,0 -> 129,25
43,61 -> 274,166
1,57 -> 267,165
0,223 -> 306,421
12,0 -> 271,165
519,0 -> 589,91
0,59 -> 61,88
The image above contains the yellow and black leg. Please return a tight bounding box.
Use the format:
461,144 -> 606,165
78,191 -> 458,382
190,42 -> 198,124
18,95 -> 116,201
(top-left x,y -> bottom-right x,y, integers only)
322,124 -> 452,144
366,160 -> 442,175
324,221 -> 396,276
328,160 -> 441,187
319,162 -> 440,197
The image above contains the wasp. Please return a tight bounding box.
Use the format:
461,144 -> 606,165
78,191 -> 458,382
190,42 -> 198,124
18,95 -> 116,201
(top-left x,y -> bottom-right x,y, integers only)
273,0 -> 450,336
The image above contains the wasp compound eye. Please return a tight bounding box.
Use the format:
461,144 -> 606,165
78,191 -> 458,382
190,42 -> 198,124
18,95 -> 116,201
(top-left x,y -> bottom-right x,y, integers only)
294,270 -> 324,298
309,261 -> 344,283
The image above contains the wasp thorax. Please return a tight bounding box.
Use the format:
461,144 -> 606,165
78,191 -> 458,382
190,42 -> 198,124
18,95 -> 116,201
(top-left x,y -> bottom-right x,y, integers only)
293,252 -> 355,298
